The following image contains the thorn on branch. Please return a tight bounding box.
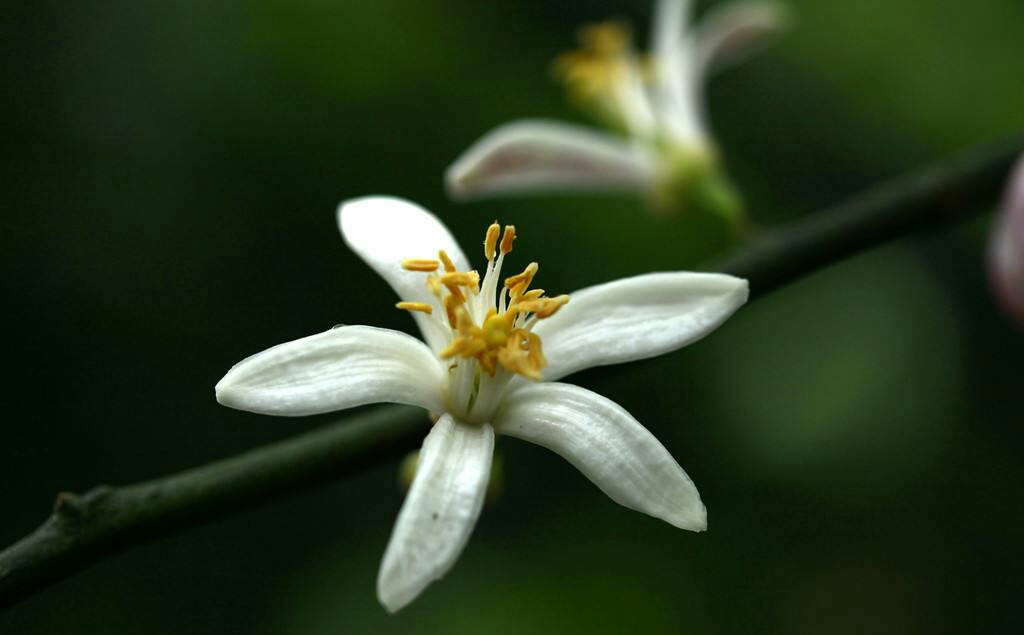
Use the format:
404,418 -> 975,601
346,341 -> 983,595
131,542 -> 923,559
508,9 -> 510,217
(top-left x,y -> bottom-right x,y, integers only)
53,492 -> 83,516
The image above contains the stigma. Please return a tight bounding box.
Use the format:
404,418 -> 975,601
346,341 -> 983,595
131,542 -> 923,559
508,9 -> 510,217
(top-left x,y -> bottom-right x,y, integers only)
398,222 -> 568,381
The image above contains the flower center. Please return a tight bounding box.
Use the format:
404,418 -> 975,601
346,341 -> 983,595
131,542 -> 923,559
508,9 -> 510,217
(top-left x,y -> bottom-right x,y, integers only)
397,222 -> 568,382
554,22 -> 633,96
552,21 -> 653,125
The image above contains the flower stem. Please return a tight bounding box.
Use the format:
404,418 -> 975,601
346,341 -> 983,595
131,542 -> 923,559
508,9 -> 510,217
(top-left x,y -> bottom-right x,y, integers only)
0,136 -> 1020,609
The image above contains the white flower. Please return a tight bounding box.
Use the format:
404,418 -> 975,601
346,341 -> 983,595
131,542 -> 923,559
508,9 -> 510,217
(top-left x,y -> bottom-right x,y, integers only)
989,156 -> 1024,325
215,197 -> 749,612
446,0 -> 789,216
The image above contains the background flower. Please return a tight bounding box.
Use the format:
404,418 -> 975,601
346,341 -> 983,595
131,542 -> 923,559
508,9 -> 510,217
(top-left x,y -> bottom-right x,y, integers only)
445,0 -> 790,224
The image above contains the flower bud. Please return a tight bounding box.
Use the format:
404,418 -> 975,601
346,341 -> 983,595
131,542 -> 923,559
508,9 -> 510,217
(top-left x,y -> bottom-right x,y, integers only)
988,156 -> 1024,325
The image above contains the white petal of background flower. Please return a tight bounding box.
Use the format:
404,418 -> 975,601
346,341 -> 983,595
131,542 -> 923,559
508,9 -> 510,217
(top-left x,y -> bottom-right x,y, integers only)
651,0 -> 707,145
338,197 -> 471,352
652,0 -> 693,63
445,120 -> 657,200
612,61 -> 662,140
215,325 -> 445,416
533,272 -> 749,381
495,382 -> 706,530
377,414 -> 494,613
695,1 -> 791,76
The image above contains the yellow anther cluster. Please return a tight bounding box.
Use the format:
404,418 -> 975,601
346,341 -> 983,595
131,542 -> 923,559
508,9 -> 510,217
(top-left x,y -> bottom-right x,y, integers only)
398,223 -> 569,381
553,21 -> 633,104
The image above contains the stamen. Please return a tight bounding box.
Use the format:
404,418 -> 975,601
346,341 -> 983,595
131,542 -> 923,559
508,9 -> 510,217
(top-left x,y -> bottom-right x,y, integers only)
504,262 -> 538,290
439,272 -> 481,288
484,222 -> 501,261
500,225 -> 516,254
401,259 -> 440,272
396,301 -> 433,315
438,250 -> 457,273
443,294 -> 459,328
508,282 -> 528,304
512,294 -> 570,318
446,283 -> 466,304
454,306 -> 476,336
526,331 -> 546,369
397,221 -> 569,382
426,275 -> 443,297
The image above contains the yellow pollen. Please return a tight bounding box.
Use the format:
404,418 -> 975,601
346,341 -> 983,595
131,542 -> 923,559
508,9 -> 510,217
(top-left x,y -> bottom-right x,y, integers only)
552,20 -> 639,119
439,271 -> 480,288
396,222 -> 569,380
484,222 -> 500,261
439,294 -> 456,328
512,294 -> 570,319
500,225 -> 516,254
504,262 -> 538,290
401,259 -> 439,272
396,301 -> 433,315
426,275 -> 443,296
438,250 -> 457,273
579,21 -> 631,56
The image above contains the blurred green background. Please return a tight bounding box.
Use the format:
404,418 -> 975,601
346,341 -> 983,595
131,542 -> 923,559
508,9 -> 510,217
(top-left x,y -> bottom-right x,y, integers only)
3,0 -> 1023,633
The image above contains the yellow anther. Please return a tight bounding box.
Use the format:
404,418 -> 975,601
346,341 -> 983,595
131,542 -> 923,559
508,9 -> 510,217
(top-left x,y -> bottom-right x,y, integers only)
484,222 -> 501,261
526,331 -> 546,369
396,301 -> 433,315
426,275 -> 443,297
443,294 -> 459,328
513,294 -> 570,319
497,330 -> 544,381
439,272 -> 480,288
401,259 -> 440,272
504,262 -> 538,290
439,337 -> 487,360
508,282 -> 528,304
522,289 -> 545,301
500,225 -> 516,254
438,250 -> 457,273
454,306 -> 477,336
579,21 -> 631,56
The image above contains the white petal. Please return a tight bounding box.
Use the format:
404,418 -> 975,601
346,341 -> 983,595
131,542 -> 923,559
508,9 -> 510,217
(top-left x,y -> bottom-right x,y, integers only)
695,1 -> 791,76
652,0 -> 693,65
494,382 -> 705,530
377,415 -> 494,612
534,272 -> 748,381
216,325 -> 444,416
445,120 -> 656,200
610,58 -> 661,140
651,0 -> 707,144
338,197 -> 469,352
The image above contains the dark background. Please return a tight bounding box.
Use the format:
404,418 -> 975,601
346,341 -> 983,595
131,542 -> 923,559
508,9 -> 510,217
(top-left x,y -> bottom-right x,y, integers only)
3,0 -> 1023,632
